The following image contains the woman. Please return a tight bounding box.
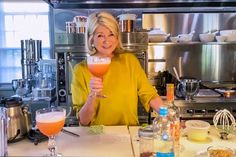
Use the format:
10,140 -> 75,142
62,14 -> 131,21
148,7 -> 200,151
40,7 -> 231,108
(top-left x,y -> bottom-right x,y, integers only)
71,11 -> 163,126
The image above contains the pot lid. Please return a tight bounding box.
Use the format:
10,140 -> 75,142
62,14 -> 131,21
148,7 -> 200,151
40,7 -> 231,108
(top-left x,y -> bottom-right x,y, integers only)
1,97 -> 22,108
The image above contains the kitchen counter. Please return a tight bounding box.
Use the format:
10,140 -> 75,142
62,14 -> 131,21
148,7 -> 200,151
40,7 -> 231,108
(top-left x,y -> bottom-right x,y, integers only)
8,125 -> 236,157
129,126 -> 236,157
8,126 -> 133,157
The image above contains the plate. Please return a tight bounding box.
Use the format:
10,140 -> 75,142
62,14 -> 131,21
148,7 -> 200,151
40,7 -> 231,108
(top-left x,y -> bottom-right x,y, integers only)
195,150 -> 236,157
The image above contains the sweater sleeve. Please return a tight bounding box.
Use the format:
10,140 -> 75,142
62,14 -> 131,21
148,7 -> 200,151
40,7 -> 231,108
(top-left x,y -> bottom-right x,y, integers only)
131,55 -> 158,112
71,62 -> 90,112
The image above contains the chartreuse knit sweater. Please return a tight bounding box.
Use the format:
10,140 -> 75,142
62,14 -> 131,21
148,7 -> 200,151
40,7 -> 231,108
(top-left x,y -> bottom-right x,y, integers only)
71,52 -> 158,126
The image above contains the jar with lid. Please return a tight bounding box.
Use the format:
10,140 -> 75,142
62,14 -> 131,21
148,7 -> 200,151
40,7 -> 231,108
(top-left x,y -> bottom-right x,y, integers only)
138,125 -> 154,157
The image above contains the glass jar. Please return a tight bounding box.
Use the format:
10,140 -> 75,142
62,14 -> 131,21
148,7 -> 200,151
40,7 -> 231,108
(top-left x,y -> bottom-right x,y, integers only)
138,125 -> 154,157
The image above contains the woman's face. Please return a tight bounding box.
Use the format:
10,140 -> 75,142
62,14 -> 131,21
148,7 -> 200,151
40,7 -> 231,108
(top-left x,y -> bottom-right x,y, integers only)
92,25 -> 118,57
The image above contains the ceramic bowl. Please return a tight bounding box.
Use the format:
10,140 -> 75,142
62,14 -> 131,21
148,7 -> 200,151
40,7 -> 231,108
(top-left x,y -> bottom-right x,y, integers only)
199,33 -> 215,42
220,30 -> 236,42
170,36 -> 179,43
185,120 -> 210,141
216,35 -> 227,42
148,28 -> 170,42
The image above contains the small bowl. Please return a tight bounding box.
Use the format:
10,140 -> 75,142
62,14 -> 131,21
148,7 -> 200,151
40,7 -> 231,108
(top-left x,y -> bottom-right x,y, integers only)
199,33 -> 215,42
216,36 -> 227,42
185,120 -> 210,141
170,36 -> 179,43
207,146 -> 234,157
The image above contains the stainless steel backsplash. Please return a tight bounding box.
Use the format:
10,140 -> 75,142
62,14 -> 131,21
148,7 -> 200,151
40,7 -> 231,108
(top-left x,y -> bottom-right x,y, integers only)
143,13 -> 236,83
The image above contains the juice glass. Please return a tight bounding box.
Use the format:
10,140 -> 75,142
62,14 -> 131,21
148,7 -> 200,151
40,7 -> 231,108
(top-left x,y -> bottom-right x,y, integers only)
87,56 -> 111,98
36,107 -> 66,157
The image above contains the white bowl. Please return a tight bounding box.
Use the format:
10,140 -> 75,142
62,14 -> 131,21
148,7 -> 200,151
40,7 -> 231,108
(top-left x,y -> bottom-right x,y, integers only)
220,30 -> 236,42
177,33 -> 193,42
148,28 -> 170,42
149,34 -> 170,42
170,36 -> 179,43
185,120 -> 210,141
216,35 -> 227,42
199,33 -> 215,42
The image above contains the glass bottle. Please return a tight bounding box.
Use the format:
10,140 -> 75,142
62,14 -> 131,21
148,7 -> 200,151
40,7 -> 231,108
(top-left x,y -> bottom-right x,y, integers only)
166,83 -> 180,157
153,106 -> 174,157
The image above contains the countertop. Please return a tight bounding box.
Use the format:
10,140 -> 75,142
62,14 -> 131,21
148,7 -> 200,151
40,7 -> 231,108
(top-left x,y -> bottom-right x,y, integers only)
129,126 -> 236,157
8,125 -> 236,157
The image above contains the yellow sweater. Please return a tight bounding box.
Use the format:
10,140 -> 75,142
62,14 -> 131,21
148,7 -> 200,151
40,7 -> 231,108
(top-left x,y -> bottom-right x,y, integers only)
71,52 -> 158,126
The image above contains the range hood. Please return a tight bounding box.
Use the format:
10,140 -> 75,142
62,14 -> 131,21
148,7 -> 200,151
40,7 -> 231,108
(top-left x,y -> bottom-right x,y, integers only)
44,0 -> 236,9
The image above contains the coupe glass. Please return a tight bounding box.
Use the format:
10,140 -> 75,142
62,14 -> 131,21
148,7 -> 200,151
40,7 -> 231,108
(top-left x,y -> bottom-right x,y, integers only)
87,56 -> 111,98
36,107 -> 66,157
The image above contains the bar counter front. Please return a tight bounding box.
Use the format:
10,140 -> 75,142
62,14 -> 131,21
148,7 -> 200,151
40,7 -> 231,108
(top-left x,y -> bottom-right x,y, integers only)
8,125 -> 236,157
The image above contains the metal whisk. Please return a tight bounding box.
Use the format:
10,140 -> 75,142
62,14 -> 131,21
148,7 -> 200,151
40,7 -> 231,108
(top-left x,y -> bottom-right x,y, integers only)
213,109 -> 236,140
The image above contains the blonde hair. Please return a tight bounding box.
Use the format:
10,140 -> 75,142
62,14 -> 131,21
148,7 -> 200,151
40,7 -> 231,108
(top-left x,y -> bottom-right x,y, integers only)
86,11 -> 123,55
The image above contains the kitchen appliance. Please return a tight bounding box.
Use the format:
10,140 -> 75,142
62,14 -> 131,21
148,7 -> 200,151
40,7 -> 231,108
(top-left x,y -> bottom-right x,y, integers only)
21,39 -> 42,80
0,107 -> 8,156
0,97 -> 31,142
32,59 -> 56,99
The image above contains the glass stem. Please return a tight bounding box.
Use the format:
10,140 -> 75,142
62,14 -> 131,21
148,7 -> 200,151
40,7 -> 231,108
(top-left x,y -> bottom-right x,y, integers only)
48,135 -> 56,156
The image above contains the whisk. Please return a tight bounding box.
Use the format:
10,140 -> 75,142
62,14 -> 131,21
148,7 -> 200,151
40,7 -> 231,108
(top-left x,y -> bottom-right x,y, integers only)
213,109 -> 236,140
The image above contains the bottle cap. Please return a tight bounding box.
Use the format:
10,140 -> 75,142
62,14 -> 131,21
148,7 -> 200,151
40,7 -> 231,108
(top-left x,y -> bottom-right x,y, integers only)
159,106 -> 168,116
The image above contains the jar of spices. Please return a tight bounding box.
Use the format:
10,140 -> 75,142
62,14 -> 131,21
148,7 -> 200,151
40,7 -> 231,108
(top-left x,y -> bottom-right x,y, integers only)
138,125 -> 154,157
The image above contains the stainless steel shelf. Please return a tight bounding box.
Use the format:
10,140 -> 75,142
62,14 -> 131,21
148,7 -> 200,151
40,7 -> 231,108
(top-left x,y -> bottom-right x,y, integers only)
43,0 -> 236,9
148,41 -> 236,46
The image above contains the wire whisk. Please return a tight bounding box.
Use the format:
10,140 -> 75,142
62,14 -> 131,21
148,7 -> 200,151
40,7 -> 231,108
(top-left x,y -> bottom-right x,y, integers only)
213,109 -> 236,140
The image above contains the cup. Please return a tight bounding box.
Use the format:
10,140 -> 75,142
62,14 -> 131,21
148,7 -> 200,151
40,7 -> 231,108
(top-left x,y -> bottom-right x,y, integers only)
0,107 -> 8,156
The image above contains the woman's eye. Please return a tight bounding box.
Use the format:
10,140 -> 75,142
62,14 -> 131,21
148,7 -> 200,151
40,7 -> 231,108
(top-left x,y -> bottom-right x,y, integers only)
97,34 -> 104,38
109,33 -> 115,37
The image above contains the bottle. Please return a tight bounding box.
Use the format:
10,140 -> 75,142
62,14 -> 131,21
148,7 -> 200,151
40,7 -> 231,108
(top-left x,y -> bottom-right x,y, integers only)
166,83 -> 180,157
153,106 -> 174,157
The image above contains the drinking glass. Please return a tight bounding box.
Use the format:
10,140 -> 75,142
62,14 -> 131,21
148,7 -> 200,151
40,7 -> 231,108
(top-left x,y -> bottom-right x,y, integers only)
87,56 -> 111,98
36,107 -> 66,157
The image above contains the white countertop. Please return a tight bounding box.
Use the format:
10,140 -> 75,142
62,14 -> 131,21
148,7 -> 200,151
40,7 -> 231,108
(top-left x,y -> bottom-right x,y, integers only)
8,125 -> 236,157
8,126 -> 134,157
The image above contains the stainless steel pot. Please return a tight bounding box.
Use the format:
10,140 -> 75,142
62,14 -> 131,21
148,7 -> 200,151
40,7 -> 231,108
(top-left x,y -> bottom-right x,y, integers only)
1,97 -> 31,142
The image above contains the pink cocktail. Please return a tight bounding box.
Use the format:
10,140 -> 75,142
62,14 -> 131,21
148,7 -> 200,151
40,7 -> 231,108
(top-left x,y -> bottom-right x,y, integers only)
88,63 -> 110,77
87,56 -> 111,98
36,107 -> 66,157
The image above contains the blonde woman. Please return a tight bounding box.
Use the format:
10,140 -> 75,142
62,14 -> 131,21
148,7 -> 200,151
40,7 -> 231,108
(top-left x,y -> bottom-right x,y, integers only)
71,11 -> 163,126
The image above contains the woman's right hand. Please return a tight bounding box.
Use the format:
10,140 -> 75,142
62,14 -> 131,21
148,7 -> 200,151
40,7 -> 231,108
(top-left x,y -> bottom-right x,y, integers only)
89,76 -> 103,93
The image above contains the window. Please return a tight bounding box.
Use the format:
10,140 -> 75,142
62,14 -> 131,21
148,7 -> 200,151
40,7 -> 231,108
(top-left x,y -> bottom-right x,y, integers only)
0,2 -> 51,83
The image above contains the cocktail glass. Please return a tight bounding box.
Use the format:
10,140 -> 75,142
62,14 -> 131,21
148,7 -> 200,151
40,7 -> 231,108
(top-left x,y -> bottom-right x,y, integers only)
87,56 -> 111,98
36,107 -> 66,157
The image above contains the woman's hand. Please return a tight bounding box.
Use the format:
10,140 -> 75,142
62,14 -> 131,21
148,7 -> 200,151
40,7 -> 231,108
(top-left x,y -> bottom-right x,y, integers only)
89,76 -> 103,93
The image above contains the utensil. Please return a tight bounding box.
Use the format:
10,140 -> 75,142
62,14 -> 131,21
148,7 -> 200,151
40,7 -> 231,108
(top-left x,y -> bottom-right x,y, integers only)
61,128 -> 80,137
173,67 -> 180,82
